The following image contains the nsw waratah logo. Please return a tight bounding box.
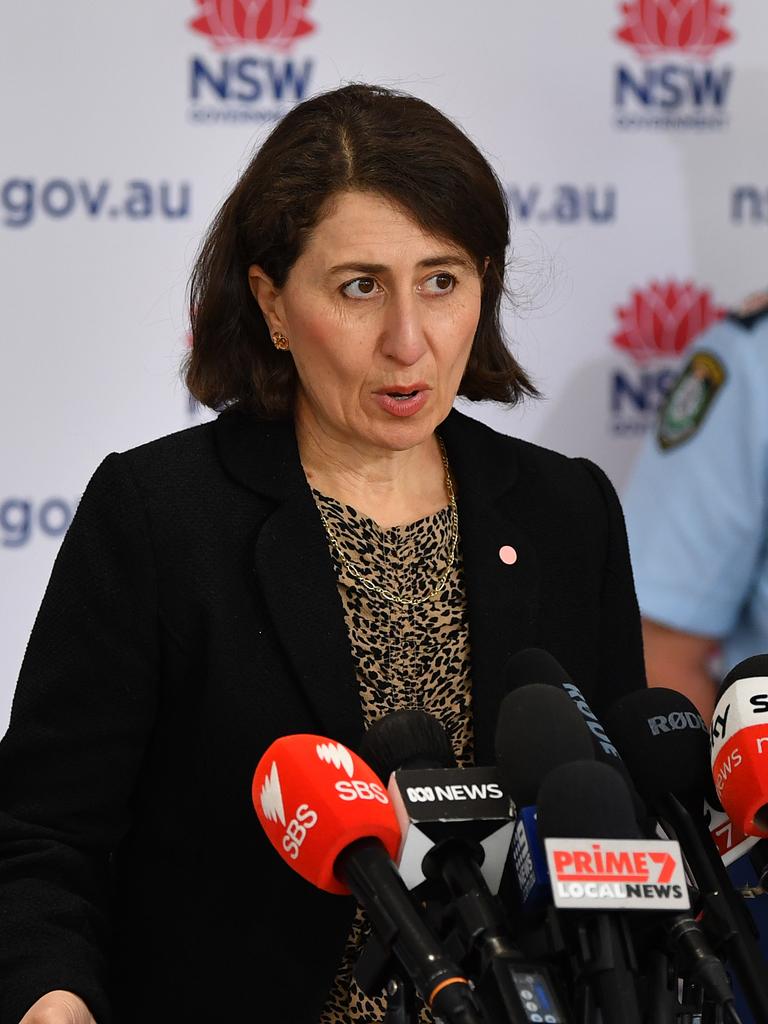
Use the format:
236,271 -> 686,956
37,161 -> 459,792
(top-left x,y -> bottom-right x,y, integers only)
259,761 -> 286,825
609,279 -> 725,435
613,1 -> 735,130
186,0 -> 317,124
315,742 -> 355,778
190,0 -> 315,51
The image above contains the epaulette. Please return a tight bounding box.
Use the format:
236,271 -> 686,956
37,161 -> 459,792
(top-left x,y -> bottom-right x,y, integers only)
727,289 -> 768,331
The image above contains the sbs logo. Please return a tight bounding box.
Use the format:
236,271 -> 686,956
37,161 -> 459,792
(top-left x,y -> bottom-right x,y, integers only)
187,0 -> 316,123
259,760 -> 286,825
613,0 -> 735,130
315,741 -> 355,778
609,280 -> 725,436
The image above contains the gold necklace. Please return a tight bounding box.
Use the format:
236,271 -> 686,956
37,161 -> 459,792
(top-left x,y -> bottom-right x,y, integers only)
315,437 -> 458,607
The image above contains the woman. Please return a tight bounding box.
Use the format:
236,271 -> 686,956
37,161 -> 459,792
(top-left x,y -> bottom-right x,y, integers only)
0,84 -> 645,1024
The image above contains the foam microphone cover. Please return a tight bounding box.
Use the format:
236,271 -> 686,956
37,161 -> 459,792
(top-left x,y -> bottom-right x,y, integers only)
503,647 -> 571,691
495,683 -> 595,807
603,687 -> 713,810
359,709 -> 457,783
711,655 -> 768,836
252,734 -> 401,894
537,760 -> 642,841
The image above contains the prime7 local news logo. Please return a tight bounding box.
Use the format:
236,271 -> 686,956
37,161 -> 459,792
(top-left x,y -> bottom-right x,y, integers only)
544,838 -> 689,909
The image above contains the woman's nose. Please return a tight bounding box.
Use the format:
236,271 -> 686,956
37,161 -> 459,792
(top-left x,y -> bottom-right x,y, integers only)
379,293 -> 428,365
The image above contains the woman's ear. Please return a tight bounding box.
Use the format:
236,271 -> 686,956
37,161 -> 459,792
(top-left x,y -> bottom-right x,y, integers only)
248,265 -> 285,333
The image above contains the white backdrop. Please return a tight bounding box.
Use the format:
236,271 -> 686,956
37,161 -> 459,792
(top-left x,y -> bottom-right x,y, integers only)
3,0 -> 768,734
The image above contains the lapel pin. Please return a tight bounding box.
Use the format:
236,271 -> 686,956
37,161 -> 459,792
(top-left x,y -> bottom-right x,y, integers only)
499,545 -> 518,565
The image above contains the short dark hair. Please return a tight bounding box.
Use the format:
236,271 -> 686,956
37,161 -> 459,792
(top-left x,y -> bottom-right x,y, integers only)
185,83 -> 538,417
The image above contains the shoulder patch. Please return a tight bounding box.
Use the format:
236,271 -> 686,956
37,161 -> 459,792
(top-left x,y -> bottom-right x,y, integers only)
657,350 -> 726,451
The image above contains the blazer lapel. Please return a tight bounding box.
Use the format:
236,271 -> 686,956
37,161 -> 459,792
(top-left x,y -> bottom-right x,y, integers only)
440,411 -> 541,765
214,411 -> 363,747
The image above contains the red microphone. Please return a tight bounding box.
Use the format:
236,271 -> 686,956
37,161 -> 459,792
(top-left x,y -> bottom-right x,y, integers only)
710,655 -> 768,837
252,734 -> 482,1023
252,733 -> 400,894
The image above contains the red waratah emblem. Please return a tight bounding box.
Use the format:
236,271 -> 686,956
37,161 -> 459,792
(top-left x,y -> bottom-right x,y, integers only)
616,0 -> 733,58
190,0 -> 315,51
613,281 -> 726,363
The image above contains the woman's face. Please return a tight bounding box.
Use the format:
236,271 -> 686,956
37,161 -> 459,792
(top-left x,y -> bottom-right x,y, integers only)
250,191 -> 483,455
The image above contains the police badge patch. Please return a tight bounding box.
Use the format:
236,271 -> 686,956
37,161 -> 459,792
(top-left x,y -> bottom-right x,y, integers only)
657,351 -> 726,451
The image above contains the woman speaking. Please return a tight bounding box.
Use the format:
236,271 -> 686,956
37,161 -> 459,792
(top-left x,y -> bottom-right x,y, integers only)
0,84 -> 645,1023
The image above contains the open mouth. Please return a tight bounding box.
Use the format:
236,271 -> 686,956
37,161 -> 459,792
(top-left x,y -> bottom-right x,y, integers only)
387,390 -> 419,401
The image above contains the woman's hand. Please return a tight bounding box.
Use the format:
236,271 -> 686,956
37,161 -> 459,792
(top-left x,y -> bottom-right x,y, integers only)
19,991 -> 96,1024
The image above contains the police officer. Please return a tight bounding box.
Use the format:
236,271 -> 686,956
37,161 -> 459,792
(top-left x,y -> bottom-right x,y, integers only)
624,293 -> 768,1024
624,291 -> 768,719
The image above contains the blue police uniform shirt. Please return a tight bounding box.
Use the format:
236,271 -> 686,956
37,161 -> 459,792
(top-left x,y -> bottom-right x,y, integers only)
624,309 -> 768,676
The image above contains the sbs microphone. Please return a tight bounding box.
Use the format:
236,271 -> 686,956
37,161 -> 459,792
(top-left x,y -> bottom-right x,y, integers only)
711,654 -> 768,837
252,734 -> 482,1024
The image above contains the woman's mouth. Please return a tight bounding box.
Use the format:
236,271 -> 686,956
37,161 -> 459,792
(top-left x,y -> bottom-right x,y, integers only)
372,385 -> 430,418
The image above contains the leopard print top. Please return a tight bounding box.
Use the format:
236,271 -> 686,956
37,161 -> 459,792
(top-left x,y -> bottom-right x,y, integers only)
313,488 -> 474,1024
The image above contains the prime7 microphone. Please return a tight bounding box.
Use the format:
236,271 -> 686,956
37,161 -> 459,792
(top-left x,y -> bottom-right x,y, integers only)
252,734 -> 482,1024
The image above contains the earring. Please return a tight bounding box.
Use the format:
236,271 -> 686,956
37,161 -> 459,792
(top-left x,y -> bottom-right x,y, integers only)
272,330 -> 289,351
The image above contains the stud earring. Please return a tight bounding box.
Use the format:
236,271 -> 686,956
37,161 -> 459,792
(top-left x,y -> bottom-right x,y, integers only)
272,331 -> 289,351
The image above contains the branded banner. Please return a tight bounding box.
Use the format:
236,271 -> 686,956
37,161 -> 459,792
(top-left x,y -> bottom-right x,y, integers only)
3,0 -> 768,730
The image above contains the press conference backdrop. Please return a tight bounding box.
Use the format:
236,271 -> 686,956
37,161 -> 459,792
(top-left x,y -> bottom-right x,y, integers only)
3,0 -> 768,734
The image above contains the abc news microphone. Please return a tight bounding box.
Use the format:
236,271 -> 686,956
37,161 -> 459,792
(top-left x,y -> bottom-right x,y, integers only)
252,733 -> 483,1024
361,705 -> 571,1024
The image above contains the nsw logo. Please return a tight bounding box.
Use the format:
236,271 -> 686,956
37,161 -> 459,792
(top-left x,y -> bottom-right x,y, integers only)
259,760 -> 286,825
613,0 -> 735,130
187,0 -> 316,124
608,279 -> 725,437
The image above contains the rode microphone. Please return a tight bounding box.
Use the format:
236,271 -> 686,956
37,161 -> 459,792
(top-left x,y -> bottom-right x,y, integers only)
362,711 -> 513,893
362,710 -> 571,1024
604,687 -> 768,1023
494,683 -> 596,914
710,654 -> 768,838
503,648 -> 647,822
252,734 -> 482,1023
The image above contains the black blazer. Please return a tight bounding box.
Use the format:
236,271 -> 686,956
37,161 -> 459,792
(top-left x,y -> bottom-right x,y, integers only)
0,408 -> 645,1024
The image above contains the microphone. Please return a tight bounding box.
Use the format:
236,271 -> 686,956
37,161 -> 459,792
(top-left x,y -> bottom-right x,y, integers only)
363,710 -> 514,893
502,648 -> 647,823
536,760 -> 644,1024
494,683 -> 596,915
604,687 -> 768,1022
252,733 -> 482,1024
362,709 -> 572,1024
710,654 -> 768,837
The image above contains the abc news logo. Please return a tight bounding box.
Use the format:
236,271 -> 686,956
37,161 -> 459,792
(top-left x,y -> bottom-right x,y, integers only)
406,782 -> 504,803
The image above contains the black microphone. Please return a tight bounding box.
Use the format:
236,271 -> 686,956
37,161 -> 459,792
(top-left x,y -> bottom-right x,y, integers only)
604,686 -> 768,1022
502,648 -> 649,823
362,708 -> 571,1024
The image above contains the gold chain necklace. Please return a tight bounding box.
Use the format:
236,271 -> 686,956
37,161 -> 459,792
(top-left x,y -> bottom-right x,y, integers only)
315,437 -> 458,607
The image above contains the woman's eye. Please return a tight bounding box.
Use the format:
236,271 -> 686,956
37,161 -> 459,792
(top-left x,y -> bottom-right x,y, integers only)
422,272 -> 456,294
341,277 -> 380,299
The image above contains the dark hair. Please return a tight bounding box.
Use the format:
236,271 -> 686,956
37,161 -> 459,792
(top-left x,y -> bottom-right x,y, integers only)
185,83 -> 538,417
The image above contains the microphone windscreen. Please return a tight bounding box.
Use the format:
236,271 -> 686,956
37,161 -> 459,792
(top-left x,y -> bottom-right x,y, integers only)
710,664 -> 768,837
495,684 -> 595,806
252,734 -> 401,894
359,709 -> 457,783
537,760 -> 642,840
718,654 -> 768,702
603,687 -> 712,810
503,647 -> 570,692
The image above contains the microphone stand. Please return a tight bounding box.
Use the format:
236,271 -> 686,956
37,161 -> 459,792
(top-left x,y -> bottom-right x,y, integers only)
658,794 -> 768,1022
